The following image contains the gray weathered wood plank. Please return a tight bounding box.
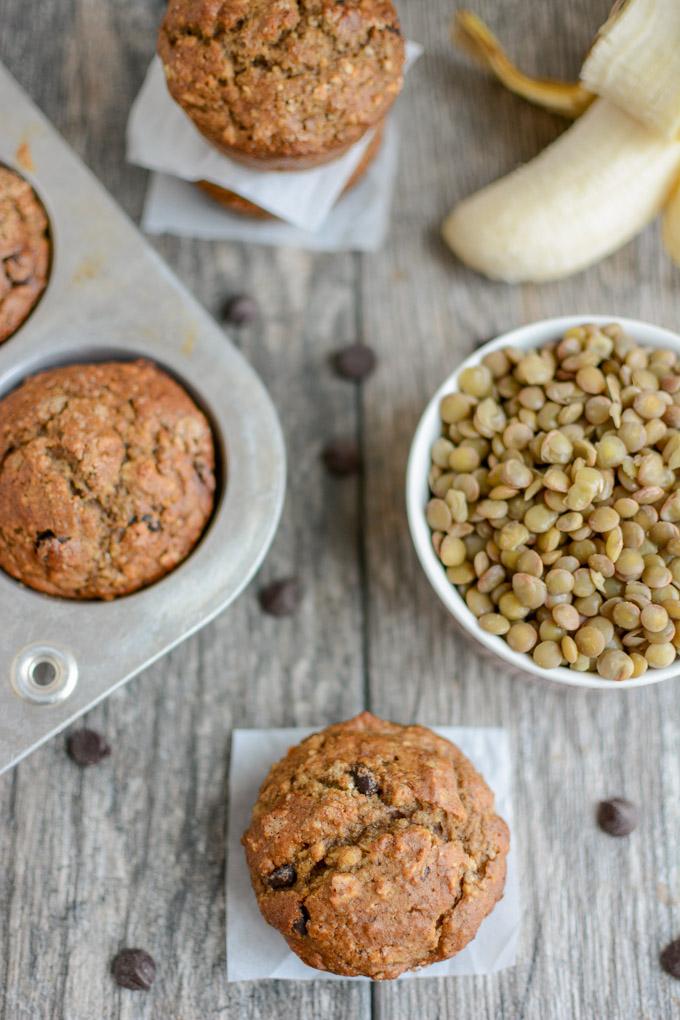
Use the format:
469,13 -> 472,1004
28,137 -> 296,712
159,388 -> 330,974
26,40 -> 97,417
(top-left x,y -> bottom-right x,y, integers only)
365,3 -> 680,1019
0,3 -> 369,1019
1,0 -> 680,1017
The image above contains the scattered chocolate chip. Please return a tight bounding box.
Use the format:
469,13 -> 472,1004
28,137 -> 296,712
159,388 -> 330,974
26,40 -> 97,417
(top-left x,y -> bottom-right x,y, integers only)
111,948 -> 156,991
66,729 -> 111,767
331,343 -> 376,382
292,906 -> 310,937
660,938 -> 680,979
351,765 -> 379,796
596,797 -> 639,837
268,864 -> 297,889
222,293 -> 259,325
322,438 -> 362,477
258,577 -> 303,617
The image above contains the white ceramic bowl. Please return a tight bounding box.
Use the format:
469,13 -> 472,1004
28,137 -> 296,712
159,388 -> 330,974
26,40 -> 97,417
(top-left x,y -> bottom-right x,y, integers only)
407,315 -> 680,690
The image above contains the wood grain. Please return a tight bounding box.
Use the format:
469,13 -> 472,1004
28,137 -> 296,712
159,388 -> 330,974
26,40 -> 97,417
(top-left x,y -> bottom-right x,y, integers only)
1,0 -> 680,1018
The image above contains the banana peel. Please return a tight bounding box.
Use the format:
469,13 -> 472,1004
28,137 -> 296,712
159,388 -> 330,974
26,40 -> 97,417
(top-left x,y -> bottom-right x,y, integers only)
453,11 -> 594,119
447,4 -> 680,279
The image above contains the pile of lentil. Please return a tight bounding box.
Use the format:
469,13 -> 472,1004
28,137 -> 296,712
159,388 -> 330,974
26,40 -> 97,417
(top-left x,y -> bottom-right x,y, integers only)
426,323 -> 680,680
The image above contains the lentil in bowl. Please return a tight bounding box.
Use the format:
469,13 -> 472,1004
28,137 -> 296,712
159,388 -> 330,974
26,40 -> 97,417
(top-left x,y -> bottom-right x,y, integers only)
406,316 -> 680,690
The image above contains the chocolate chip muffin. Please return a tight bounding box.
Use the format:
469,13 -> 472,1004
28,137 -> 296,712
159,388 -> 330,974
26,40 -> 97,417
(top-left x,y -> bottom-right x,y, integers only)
158,0 -> 405,169
0,166 -> 50,344
197,119 -> 384,218
0,360 -> 215,599
242,712 -> 509,979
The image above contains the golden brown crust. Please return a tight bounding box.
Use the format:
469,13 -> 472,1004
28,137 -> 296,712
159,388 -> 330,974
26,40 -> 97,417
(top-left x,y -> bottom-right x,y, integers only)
158,0 -> 404,167
0,166 -> 50,344
242,711 -> 509,979
196,119 -> 385,218
0,360 -> 216,600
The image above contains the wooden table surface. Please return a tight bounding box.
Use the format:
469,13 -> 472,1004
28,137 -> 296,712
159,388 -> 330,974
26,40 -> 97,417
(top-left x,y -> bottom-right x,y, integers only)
2,1 -> 680,1017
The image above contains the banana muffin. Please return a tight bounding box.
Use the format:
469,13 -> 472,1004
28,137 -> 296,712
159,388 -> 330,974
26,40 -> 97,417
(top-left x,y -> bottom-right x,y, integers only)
197,120 -> 385,217
158,0 -> 405,169
242,711 -> 509,979
0,360 -> 215,599
0,166 -> 50,344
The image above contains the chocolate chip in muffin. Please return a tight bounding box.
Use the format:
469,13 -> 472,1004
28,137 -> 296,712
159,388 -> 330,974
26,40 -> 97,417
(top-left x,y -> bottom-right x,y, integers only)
66,729 -> 111,767
597,797 -> 639,837
223,293 -> 259,326
322,438 -> 362,477
660,938 -> 680,979
292,906 -> 310,937
350,764 -> 379,796
332,343 -> 377,382
111,948 -> 156,991
258,577 -> 303,617
268,864 -> 297,889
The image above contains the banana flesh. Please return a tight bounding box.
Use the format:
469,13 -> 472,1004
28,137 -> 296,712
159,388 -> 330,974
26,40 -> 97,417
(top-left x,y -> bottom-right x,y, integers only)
581,0 -> 680,141
453,11 -> 594,119
442,99 -> 680,283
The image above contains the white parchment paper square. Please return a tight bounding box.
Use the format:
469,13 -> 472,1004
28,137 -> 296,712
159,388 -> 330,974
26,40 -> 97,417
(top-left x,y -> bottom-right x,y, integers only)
127,43 -> 421,233
141,116 -> 398,252
227,726 -> 519,982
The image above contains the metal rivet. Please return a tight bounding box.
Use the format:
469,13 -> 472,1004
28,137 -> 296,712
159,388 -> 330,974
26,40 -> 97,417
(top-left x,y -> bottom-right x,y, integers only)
11,645 -> 78,705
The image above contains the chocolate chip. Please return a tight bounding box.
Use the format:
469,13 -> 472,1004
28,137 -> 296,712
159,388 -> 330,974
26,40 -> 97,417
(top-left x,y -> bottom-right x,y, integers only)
597,797 -> 639,836
660,938 -> 680,979
111,948 -> 156,991
35,529 -> 69,549
292,906 -> 310,937
258,577 -> 303,617
141,513 -> 161,532
332,343 -> 376,382
268,864 -> 297,889
222,293 -> 259,325
351,765 -> 379,796
66,729 -> 111,767
322,438 -> 362,477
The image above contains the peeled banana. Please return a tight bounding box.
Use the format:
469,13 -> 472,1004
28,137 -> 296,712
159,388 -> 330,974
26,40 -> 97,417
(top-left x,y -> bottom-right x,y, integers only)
445,0 -> 680,281
442,99 -> 680,283
581,0 -> 680,141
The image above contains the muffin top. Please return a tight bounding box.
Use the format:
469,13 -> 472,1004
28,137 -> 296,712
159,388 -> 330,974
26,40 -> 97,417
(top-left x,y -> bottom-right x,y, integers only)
0,166 -> 50,344
0,360 -> 215,600
158,0 -> 405,166
242,711 -> 509,979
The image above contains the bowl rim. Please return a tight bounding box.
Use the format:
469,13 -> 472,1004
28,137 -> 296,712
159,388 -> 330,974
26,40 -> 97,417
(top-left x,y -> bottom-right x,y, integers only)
406,314 -> 680,691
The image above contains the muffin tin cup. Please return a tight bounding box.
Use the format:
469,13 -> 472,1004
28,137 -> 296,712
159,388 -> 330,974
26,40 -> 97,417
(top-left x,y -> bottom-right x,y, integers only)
407,314 -> 680,692
0,62 -> 286,773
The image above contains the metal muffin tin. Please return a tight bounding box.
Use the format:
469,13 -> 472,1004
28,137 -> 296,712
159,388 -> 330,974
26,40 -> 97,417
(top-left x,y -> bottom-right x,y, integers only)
0,63 -> 286,774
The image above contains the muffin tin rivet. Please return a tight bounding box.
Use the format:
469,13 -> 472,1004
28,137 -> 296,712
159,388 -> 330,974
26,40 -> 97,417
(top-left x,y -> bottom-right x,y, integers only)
11,644 -> 78,705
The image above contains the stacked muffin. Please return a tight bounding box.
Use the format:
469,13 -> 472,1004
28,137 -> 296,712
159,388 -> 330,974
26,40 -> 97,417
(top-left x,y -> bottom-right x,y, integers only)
158,0 -> 406,216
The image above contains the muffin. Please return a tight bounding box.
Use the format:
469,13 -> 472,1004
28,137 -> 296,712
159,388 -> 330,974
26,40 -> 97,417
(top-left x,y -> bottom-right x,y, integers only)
0,166 -> 50,344
242,711 -> 509,979
158,0 -> 405,170
197,120 -> 385,218
0,359 -> 215,599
